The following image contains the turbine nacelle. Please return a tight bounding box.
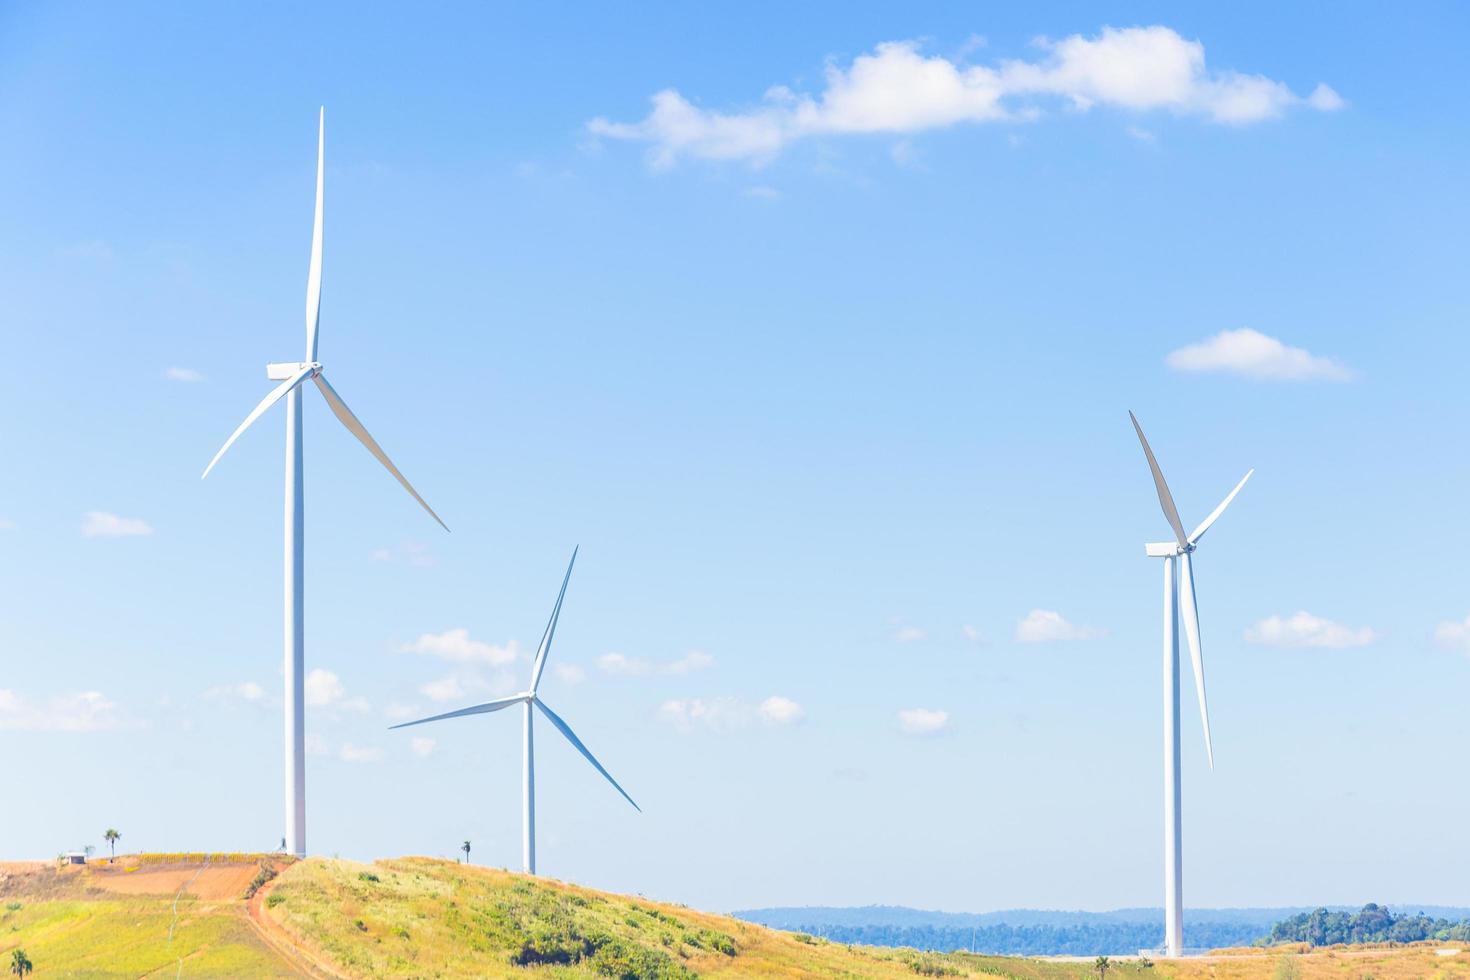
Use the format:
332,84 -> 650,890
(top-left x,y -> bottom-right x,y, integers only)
1145,542 -> 1193,558
267,361 -> 322,381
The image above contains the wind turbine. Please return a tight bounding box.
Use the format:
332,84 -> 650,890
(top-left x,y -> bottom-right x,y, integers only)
202,108 -> 448,859
391,548 -> 639,875
1129,411 -> 1251,958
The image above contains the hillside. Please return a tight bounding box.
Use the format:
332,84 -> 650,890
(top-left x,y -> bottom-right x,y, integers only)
1,856 -> 1467,978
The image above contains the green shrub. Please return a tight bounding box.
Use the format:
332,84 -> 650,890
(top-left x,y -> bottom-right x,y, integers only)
265,894 -> 285,909
243,864 -> 278,899
358,872 -> 380,883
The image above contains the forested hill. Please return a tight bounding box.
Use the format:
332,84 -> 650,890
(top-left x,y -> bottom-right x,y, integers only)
1265,904 -> 1470,946
733,905 -> 1470,956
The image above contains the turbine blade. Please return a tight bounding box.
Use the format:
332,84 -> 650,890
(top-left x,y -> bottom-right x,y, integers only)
305,107 -> 324,362
1178,552 -> 1214,769
1189,469 -> 1254,545
1129,411 -> 1189,548
528,547 -> 578,694
534,699 -> 640,812
201,365 -> 315,478
312,373 -> 449,532
388,694 -> 527,730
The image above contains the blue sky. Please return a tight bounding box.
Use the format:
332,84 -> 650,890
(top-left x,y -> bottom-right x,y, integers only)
1,1 -> 1467,914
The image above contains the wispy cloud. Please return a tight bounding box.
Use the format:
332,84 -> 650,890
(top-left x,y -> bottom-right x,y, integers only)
1433,616 -> 1470,656
1166,328 -> 1353,382
339,743 -> 384,763
595,650 -> 715,677
409,736 -> 437,758
81,511 -> 153,538
304,668 -> 369,712
164,367 -> 205,383
0,689 -> 125,732
420,675 -> 467,703
658,695 -> 804,733
369,540 -> 437,567
204,681 -> 266,704
897,707 -> 950,736
553,663 -> 587,684
667,650 -> 715,674
891,625 -> 927,643
1245,612 -> 1377,648
401,630 -> 520,666
1015,609 -> 1105,643
590,26 -> 1342,167
598,652 -> 650,676
759,695 -> 806,726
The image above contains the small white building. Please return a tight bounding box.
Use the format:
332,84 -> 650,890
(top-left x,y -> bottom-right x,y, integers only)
64,851 -> 87,865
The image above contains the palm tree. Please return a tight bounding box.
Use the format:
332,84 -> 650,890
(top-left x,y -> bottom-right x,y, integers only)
10,949 -> 33,977
104,828 -> 121,861
461,840 -> 471,864
1094,955 -> 1111,979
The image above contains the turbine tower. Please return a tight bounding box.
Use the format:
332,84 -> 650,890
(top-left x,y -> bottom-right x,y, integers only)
1129,411 -> 1251,958
203,108 -> 448,858
391,548 -> 640,875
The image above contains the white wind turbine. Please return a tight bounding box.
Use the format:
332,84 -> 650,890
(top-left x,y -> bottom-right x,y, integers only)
202,108 -> 448,859
391,548 -> 639,875
1129,411 -> 1251,959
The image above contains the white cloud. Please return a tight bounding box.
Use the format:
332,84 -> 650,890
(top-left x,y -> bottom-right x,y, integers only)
891,625 -> 927,643
1126,125 -> 1155,142
409,736 -> 437,758
1307,83 -> 1346,111
657,697 -> 750,732
400,629 -> 520,666
759,696 -> 806,726
1433,616 -> 1470,655
304,669 -> 368,712
898,707 -> 950,736
744,185 -> 780,200
667,650 -> 715,674
597,652 -> 651,676
304,669 -> 345,707
962,624 -> 985,643
420,675 -> 466,703
554,663 -> 587,684
590,27 -> 1341,166
596,650 -> 717,677
1166,328 -> 1353,382
370,541 -> 437,567
339,743 -> 384,764
205,681 -> 265,703
0,519 -> 13,531
164,367 -> 204,382
660,694 -> 808,732
1015,609 -> 1105,643
384,702 -> 421,721
1245,611 -> 1377,648
0,690 -> 124,732
81,511 -> 153,538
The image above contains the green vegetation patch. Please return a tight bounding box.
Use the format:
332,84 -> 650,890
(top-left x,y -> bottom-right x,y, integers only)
0,896 -> 293,977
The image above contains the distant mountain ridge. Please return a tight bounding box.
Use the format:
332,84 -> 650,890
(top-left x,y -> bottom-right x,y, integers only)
732,905 -> 1470,956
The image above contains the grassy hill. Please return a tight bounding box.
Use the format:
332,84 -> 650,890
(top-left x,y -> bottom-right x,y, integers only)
1,855 -> 1467,978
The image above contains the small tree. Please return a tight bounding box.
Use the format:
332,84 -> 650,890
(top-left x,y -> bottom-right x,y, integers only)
461,840 -> 471,864
1094,955 -> 1111,979
10,949 -> 33,978
104,828 -> 121,861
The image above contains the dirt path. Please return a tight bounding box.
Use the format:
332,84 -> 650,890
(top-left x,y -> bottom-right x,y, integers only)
246,873 -> 351,980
